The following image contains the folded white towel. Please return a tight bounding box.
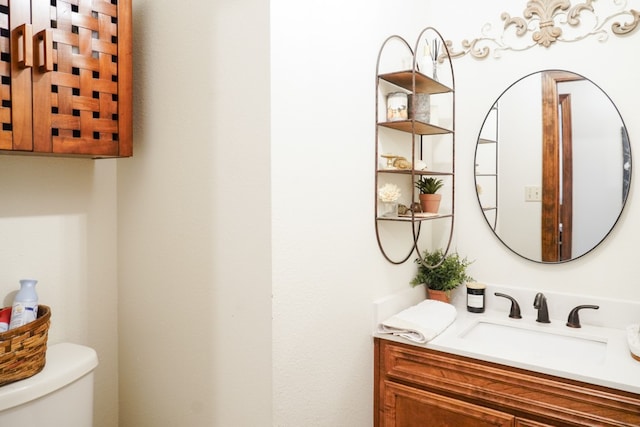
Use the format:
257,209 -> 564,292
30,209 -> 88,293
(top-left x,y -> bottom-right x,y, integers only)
377,299 -> 457,344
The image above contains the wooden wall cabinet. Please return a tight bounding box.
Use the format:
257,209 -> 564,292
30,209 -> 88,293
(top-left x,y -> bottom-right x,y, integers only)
375,338 -> 640,426
0,0 -> 132,158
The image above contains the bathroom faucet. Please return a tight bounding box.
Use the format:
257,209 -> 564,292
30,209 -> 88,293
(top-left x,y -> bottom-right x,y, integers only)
533,293 -> 550,323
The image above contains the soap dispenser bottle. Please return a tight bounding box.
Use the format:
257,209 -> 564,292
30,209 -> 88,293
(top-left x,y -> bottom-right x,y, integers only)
9,279 -> 39,330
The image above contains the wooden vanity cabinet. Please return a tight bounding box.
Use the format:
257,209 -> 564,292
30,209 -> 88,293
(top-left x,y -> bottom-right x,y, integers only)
0,0 -> 132,158
374,338 -> 640,427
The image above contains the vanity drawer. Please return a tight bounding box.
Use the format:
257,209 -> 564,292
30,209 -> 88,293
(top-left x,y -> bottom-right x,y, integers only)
382,380 -> 514,427
375,338 -> 640,426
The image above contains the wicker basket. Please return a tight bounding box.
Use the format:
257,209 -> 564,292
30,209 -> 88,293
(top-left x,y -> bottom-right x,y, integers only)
0,305 -> 51,386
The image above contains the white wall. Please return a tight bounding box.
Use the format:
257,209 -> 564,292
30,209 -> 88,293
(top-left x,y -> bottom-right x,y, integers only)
271,1 -> 434,425
0,157 -> 118,427
118,0 -> 271,426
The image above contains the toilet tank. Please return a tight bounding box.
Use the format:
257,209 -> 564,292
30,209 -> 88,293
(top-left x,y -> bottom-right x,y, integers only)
0,343 -> 99,426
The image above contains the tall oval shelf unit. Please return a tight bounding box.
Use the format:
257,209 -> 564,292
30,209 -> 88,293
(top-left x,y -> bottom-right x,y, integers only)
375,27 -> 455,264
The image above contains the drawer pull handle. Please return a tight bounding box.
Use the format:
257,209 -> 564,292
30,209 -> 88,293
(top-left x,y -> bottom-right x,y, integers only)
13,23 -> 33,69
35,29 -> 53,72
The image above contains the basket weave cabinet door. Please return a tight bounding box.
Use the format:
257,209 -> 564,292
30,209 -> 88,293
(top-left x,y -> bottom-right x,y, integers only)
0,0 -> 132,158
0,0 -> 33,151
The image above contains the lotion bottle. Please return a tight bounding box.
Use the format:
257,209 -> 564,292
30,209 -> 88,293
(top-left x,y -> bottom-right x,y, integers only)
9,279 -> 38,330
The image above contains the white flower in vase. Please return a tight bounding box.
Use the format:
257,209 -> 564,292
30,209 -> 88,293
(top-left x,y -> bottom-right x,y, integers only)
378,183 -> 401,202
378,183 -> 402,217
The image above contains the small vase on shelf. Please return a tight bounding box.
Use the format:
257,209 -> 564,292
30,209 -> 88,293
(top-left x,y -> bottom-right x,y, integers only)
377,183 -> 401,217
379,201 -> 398,218
430,38 -> 441,82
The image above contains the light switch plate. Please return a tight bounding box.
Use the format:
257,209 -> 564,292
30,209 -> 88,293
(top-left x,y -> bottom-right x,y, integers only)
525,185 -> 542,202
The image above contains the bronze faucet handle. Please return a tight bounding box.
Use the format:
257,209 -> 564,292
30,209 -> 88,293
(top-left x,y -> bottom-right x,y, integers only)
494,292 -> 522,319
566,305 -> 599,328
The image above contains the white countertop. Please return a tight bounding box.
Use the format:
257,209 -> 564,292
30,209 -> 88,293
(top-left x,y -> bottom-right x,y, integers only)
373,284 -> 640,395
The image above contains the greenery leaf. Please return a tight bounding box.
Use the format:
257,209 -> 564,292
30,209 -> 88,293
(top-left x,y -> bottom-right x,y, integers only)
415,176 -> 444,194
410,249 -> 474,291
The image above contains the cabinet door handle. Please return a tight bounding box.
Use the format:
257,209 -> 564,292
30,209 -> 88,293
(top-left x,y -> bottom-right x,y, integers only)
13,23 -> 33,68
34,29 -> 53,72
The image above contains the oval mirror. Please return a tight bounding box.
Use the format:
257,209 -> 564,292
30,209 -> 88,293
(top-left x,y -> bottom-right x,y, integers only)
474,70 -> 631,263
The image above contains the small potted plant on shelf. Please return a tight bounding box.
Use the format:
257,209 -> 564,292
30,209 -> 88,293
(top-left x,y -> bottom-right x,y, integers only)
410,249 -> 474,303
415,176 -> 443,213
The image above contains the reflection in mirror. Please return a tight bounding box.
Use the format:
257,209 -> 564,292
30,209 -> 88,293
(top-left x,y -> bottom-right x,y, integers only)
475,70 -> 631,263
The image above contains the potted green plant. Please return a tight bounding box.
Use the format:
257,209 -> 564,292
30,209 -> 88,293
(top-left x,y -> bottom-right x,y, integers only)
410,249 -> 474,302
415,176 -> 444,213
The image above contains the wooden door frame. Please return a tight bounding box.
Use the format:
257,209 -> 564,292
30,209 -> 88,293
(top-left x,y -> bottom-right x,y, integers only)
541,71 -> 581,262
558,94 -> 573,261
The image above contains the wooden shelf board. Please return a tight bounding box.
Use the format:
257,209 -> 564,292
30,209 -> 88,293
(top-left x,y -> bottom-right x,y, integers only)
377,213 -> 453,222
377,169 -> 453,176
378,120 -> 452,135
378,70 -> 452,94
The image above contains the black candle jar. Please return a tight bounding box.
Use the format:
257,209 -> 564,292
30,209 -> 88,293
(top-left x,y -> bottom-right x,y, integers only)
466,282 -> 486,313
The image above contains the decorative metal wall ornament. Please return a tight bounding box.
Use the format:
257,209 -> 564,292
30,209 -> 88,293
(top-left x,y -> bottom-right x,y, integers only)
446,0 -> 640,59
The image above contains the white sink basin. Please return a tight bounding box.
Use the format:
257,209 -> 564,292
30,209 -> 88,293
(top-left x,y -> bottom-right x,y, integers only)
459,320 -> 608,365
